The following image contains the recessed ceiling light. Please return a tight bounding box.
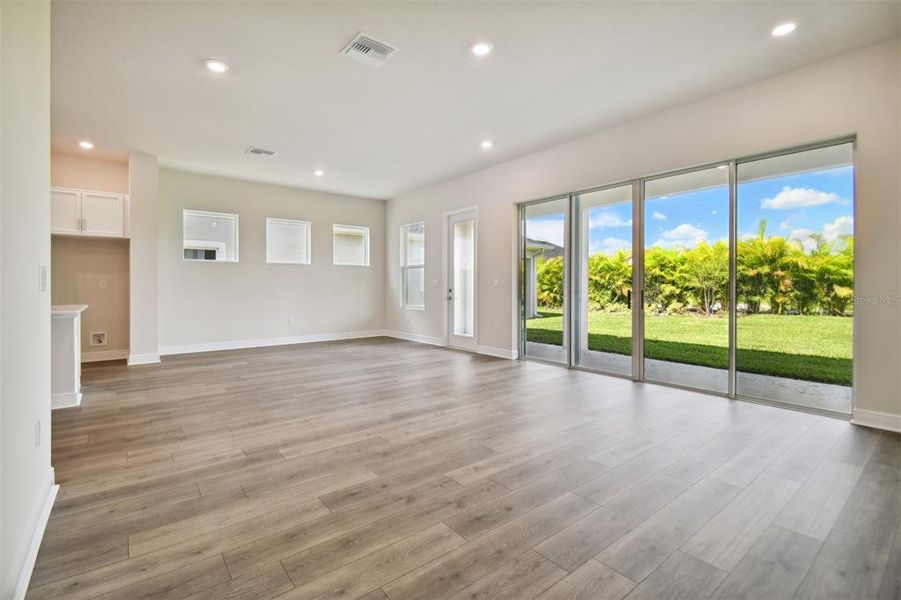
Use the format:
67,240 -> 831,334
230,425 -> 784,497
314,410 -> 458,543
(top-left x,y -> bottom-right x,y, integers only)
471,42 -> 493,57
204,59 -> 229,73
771,22 -> 796,37
313,169 -> 325,177
480,140 -> 493,150
78,140 -> 94,150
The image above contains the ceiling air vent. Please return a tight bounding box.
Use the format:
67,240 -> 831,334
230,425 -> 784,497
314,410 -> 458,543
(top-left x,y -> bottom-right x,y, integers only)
340,32 -> 397,67
245,146 -> 278,157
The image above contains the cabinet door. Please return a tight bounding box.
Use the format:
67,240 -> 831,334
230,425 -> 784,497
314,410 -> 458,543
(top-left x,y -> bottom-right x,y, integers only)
81,192 -> 125,237
51,188 -> 82,235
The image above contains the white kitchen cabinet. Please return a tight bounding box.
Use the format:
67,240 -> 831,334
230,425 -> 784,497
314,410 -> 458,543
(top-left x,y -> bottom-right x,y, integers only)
51,187 -> 128,238
51,188 -> 82,235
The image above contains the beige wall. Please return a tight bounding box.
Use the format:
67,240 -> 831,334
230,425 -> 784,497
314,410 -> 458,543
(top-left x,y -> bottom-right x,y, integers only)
51,237 -> 130,357
0,1 -> 52,597
50,153 -> 131,361
386,39 -> 901,421
50,152 -> 128,194
158,169 -> 385,352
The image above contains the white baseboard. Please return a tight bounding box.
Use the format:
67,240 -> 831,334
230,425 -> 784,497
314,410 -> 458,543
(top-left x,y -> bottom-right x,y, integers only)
159,330 -> 387,356
852,408 -> 901,433
128,353 -> 161,366
51,391 -> 82,410
12,474 -> 57,600
82,349 -> 129,363
476,345 -> 518,360
383,330 -> 445,347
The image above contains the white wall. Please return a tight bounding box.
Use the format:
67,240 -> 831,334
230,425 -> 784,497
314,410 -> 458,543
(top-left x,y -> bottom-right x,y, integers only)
158,169 -> 385,352
0,2 -> 53,598
386,39 -> 901,420
129,153 -> 160,365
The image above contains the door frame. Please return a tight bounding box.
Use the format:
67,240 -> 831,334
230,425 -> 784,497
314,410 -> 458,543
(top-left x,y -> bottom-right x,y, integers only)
516,134 -> 857,418
444,206 -> 479,351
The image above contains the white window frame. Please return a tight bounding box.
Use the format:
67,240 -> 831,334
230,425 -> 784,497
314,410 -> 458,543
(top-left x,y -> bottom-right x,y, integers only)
182,209 -> 239,262
401,221 -> 425,310
266,217 -> 312,265
332,224 -> 370,266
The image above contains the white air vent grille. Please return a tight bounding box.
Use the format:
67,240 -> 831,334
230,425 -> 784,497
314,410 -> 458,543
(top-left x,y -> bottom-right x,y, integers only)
341,32 -> 397,67
245,146 -> 278,157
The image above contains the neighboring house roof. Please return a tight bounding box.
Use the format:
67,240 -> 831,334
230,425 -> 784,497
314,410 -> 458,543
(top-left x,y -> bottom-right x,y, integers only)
525,237 -> 564,259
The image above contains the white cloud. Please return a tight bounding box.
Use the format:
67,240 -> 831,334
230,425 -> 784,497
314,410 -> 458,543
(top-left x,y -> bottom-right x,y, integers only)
653,223 -> 708,249
652,211 -> 667,221
761,186 -> 842,210
823,215 -> 853,242
788,228 -> 817,253
589,211 -> 631,228
711,210 -> 718,215
779,218 -> 793,230
526,220 -> 564,247
740,232 -> 756,242
590,237 -> 631,254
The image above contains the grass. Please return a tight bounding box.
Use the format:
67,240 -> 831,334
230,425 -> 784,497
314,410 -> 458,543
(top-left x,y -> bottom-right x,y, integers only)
526,310 -> 852,385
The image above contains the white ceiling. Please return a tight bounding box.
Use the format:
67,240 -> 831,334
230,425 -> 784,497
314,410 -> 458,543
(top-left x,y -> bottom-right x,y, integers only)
51,1 -> 898,200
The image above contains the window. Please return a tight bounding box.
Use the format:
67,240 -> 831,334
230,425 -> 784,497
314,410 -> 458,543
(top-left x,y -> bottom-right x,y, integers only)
266,218 -> 311,264
333,224 -> 370,266
401,222 -> 425,308
183,210 -> 239,262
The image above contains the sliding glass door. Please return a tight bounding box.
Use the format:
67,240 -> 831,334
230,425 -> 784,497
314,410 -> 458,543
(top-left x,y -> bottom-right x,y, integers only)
573,184 -> 634,376
518,138 -> 854,415
522,197 -> 568,363
642,166 -> 730,393
736,143 -> 854,414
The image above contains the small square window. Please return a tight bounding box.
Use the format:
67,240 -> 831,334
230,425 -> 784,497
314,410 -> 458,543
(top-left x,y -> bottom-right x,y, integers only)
266,218 -> 311,264
333,224 -> 370,266
183,210 -> 239,262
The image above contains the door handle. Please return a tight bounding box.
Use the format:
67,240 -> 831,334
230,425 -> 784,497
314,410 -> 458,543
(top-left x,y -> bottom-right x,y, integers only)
447,288 -> 453,301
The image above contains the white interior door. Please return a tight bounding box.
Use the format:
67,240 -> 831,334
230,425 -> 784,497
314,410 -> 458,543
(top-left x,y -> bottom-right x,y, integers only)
446,209 -> 477,351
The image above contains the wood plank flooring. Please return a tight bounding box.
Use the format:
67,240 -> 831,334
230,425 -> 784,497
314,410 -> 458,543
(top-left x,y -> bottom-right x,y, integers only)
28,337 -> 901,599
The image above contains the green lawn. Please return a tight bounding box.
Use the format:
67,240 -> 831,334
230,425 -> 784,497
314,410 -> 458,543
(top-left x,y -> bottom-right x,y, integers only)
526,311 -> 852,385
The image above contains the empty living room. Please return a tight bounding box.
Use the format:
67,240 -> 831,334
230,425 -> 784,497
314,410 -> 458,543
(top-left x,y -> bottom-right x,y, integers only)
3,1 -> 901,599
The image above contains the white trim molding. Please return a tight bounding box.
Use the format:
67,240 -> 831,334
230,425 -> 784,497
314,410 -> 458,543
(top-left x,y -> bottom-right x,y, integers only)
82,349 -> 130,363
52,391 -> 82,409
477,345 -> 518,360
12,473 -> 58,600
384,330 -> 445,347
852,408 -> 901,433
128,353 -> 161,366
159,331 -> 387,356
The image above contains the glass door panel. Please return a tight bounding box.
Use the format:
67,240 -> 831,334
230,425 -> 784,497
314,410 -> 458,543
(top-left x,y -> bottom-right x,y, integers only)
736,143 -> 854,414
643,166 -> 730,393
523,198 -> 568,363
573,184 -> 633,376
448,210 -> 477,351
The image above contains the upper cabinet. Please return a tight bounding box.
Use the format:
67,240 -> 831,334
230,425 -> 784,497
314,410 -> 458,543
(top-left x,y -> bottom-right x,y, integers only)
51,187 -> 128,238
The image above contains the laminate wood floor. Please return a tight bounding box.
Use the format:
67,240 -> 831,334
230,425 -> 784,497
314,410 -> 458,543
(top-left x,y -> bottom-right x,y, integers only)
28,338 -> 901,599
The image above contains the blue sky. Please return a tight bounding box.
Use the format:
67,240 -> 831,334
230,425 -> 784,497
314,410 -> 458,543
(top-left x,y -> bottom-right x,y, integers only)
526,165 -> 853,254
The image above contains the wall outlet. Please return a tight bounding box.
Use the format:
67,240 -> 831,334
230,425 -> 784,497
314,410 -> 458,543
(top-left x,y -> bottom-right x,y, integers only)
289,316 -> 296,326
90,331 -> 108,346
35,421 -> 41,449
99,279 -> 109,289
38,265 -> 48,292
493,323 -> 500,334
